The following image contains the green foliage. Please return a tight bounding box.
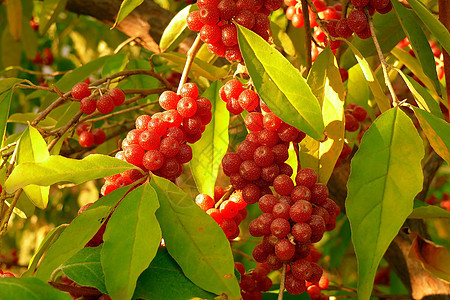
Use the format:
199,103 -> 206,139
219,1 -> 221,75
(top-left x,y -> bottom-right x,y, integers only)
237,24 -> 325,141
5,154 -> 137,193
0,278 -> 71,300
190,81 -> 228,197
102,182 -> 161,300
113,0 -> 144,28
160,5 -> 196,52
346,108 -> 424,300
151,176 -> 241,299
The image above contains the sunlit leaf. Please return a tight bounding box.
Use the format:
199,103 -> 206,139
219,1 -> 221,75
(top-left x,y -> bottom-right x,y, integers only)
160,5 -> 196,53
151,176 -> 241,299
39,0 -> 68,35
0,278 -> 71,300
237,24 -> 325,140
191,81 -> 228,197
6,0 -> 22,41
346,108 -> 424,299
102,182 -> 161,300
113,0 -> 144,29
409,200 -> 450,219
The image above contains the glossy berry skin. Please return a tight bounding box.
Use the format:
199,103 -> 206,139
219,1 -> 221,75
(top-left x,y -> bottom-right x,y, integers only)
135,115 -> 151,130
245,113 -> 264,131
347,9 -> 368,33
79,131 -> 95,148
295,168 -> 317,189
109,88 -> 125,106
195,194 -> 215,211
238,90 -> 259,111
187,11 -> 204,31
143,150 -> 164,171
179,83 -> 199,99
92,128 -> 106,145
80,97 -> 96,115
177,97 -> 198,118
336,18 -> 353,39
71,82 -> 91,100
159,91 -> 180,110
124,144 -> 146,166
139,130 -> 161,150
200,25 -> 221,44
223,79 -> 244,100
96,94 -> 115,114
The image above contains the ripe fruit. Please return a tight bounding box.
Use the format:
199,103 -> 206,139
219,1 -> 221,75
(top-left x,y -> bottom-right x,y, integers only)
80,97 -> 97,115
71,82 -> 91,100
79,131 -> 95,148
109,88 -> 125,106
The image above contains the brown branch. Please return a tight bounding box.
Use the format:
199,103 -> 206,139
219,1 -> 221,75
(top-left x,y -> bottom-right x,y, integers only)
278,264 -> 287,300
301,0 -> 312,75
177,34 -> 202,94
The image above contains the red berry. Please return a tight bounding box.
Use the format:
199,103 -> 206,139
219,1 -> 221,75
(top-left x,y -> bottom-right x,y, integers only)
290,200 -> 313,223
238,90 -> 260,111
273,174 -> 294,196
206,208 -> 223,223
143,150 -> 164,171
71,82 -> 91,100
347,9 -> 368,33
80,97 -> 96,115
187,11 -> 204,31
345,113 -> 359,132
221,24 -> 238,47
148,118 -> 168,136
139,130 -> 161,150
235,10 -> 255,29
295,168 -> 318,189
226,96 -> 244,115
200,25 -> 222,44
199,5 -> 220,25
135,115 -> 151,130
352,105 -> 367,122
177,97 -> 198,118
195,194 -> 215,211
92,128 -> 106,145
275,238 -> 295,261
285,271 -> 306,295
124,144 -> 145,166
79,131 -> 94,148
351,0 -> 370,8
263,113 -> 282,131
245,112 -> 264,131
159,137 -> 180,158
336,18 -> 353,39
218,0 -> 238,20
109,88 -> 125,106
179,83 -> 199,99
159,91 -> 180,110
96,94 -> 115,114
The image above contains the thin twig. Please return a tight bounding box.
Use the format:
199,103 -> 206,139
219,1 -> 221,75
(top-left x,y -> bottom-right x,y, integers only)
177,34 -> 202,94
278,263 -> 287,300
0,190 -> 23,238
47,111 -> 83,152
0,142 -> 17,154
214,186 -> 235,209
364,9 -> 399,106
84,100 -> 158,123
302,0 -> 312,75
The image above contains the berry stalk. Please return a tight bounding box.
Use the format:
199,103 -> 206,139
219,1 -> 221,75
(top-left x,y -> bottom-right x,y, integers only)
177,34 -> 203,95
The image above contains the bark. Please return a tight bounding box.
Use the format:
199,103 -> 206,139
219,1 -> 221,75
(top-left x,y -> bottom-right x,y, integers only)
65,0 -> 174,53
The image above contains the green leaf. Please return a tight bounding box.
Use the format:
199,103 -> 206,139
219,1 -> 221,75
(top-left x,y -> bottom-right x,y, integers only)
8,113 -> 57,127
1,26 -> 21,72
191,81 -> 228,197
270,21 -> 296,57
61,246 -> 107,294
158,53 -> 228,82
133,249 -> 215,300
102,182 -> 161,300
0,78 -> 23,95
342,40 -> 391,113
16,126 -> 50,209
6,0 -> 22,41
0,90 -> 13,148
39,0 -> 68,35
53,101 -> 79,128
409,200 -> 450,219
347,64 -> 376,120
406,0 -> 450,54
237,24 -> 325,140
113,0 -> 144,28
151,176 -> 241,299
35,185 -> 132,281
5,154 -> 137,193
413,107 -> 450,164
391,47 -> 440,99
22,224 -> 68,277
125,59 -> 159,90
393,71 -> 443,118
0,278 -> 71,300
160,5 -> 195,53
21,17 -> 38,60
102,54 -> 129,78
346,108 -> 424,300
340,11 -> 405,69
391,0 -> 440,91
6,192 -> 36,218
300,48 -> 345,184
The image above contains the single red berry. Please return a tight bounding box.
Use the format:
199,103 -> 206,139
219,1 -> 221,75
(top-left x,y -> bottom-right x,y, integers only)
92,128 -> 106,145
159,137 -> 180,158
76,123 -> 90,135
239,160 -> 262,181
273,174 -> 294,195
347,9 -> 368,33
124,144 -> 146,166
179,83 -> 199,99
295,168 -> 318,189
71,82 -> 91,100
238,89 -> 260,111
135,115 -> 151,130
351,0 -> 370,8
275,238 -> 296,261
200,25 -> 222,44
80,97 -> 96,115
352,105 -> 367,122
177,144 -> 193,164
126,129 -> 143,145
96,94 -> 115,114
258,129 -> 279,147
195,194 -> 215,211
187,11 -> 204,31
79,131 -> 94,148
199,5 -> 220,25
206,208 -> 223,224
263,113 -> 282,131
345,113 -> 359,132
218,0 -> 237,20
336,18 -> 353,39
143,150 -> 164,171
224,45 -> 242,62
221,24 -> 238,47
226,96 -> 244,115
264,0 -> 283,11
109,88 -> 125,106
148,118 -> 168,136
177,97 -> 198,118
290,200 -> 313,223
245,112 -> 264,131
159,91 -> 180,110
139,130 -> 161,150
339,68 -> 349,82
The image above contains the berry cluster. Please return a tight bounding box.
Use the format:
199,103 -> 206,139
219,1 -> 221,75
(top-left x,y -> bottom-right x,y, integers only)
195,190 -> 248,239
247,168 -> 340,295
222,111 -> 305,201
100,83 -> 212,195
76,124 -> 106,148
235,262 -> 273,300
220,79 -> 261,115
186,0 -> 282,61
344,103 -> 367,132
71,82 -> 126,115
325,0 -> 392,42
32,48 -> 54,65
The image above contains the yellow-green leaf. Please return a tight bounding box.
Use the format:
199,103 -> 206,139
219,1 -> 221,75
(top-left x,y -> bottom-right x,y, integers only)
6,0 -> 23,41
39,0 -> 68,35
113,0 -> 144,29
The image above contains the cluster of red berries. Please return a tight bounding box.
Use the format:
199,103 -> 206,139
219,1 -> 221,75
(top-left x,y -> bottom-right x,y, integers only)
302,247 -> 330,299
32,48 -> 54,65
71,82 -> 126,115
100,83 -> 212,195
75,124 -> 106,148
186,0 -> 282,61
426,192 -> 450,212
248,168 -> 339,295
235,262 -> 273,300
220,79 -> 261,115
222,112 -> 305,201
397,38 -> 445,81
344,103 -> 367,132
325,0 -> 392,41
195,190 -> 248,239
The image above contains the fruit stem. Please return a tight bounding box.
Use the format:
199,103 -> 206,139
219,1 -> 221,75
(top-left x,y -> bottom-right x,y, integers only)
214,186 -> 235,209
278,263 -> 287,300
302,0 -> 312,76
0,189 -> 23,238
439,0 -> 450,120
177,34 -> 202,95
364,9 -> 399,107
